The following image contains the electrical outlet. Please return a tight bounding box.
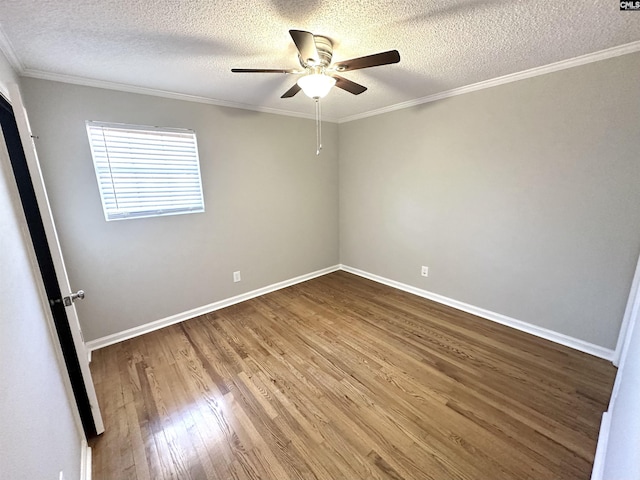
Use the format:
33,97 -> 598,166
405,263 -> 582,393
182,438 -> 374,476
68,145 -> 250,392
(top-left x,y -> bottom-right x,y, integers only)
233,271 -> 241,283
421,266 -> 429,277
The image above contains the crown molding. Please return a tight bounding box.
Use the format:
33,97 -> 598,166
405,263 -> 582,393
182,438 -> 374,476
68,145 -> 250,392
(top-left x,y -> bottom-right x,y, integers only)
0,25 -> 24,73
15,40 -> 640,124
339,40 -> 640,123
20,69 -> 339,123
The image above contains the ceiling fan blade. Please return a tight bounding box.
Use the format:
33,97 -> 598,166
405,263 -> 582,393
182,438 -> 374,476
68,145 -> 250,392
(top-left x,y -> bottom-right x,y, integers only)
332,75 -> 367,95
289,30 -> 320,66
231,68 -> 299,73
281,83 -> 301,98
332,50 -> 400,72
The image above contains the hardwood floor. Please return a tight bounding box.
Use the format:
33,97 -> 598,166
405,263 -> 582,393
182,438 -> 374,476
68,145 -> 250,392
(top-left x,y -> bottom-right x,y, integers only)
90,271 -> 616,479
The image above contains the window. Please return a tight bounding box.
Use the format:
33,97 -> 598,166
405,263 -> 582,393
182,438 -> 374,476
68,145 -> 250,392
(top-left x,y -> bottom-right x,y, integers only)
86,121 -> 204,221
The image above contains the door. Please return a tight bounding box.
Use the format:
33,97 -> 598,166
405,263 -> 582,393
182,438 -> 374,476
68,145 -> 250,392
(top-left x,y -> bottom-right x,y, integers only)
1,86 -> 104,437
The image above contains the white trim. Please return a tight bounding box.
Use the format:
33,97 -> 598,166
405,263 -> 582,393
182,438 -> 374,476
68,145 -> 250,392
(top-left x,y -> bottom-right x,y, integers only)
9,84 -> 105,434
0,91 -> 88,439
86,265 -> 340,351
594,272 -> 640,477
87,263 -> 616,360
339,41 -> 640,123
591,411 -> 611,480
0,27 -> 24,73
13,41 -> 639,124
80,439 -> 92,480
612,253 -> 640,366
20,69 -> 337,123
340,265 -> 615,361
608,269 -> 640,409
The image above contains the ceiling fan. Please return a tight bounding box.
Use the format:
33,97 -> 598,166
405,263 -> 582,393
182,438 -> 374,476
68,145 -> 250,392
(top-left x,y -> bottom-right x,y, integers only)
231,29 -> 401,99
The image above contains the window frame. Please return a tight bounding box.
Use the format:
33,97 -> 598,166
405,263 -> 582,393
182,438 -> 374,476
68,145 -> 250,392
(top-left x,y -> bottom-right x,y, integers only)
85,121 -> 205,221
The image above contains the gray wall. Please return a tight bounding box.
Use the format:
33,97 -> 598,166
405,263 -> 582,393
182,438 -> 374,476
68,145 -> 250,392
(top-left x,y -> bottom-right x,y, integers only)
19,53 -> 640,349
0,55 -> 84,480
20,78 -> 339,341
339,52 -> 640,349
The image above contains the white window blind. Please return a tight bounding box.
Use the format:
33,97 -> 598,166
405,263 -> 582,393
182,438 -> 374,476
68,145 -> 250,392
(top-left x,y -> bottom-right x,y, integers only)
86,121 -> 204,221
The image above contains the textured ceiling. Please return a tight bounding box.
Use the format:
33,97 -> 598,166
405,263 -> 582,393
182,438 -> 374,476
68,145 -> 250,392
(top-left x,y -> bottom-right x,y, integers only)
1,0 -> 639,121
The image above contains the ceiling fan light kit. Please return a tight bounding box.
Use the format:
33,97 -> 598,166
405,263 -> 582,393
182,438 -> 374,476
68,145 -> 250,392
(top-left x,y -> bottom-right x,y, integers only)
297,71 -> 336,99
232,29 -> 400,154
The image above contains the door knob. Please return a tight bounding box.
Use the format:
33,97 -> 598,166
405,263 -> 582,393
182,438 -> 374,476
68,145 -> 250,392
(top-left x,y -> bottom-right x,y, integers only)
63,290 -> 85,306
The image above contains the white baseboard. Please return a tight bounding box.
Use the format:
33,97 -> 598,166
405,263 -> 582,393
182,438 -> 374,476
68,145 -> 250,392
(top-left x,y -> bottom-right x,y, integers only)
86,265 -> 340,351
591,411 -> 611,480
81,439 -> 92,480
340,265 -> 615,361
82,263 -> 617,480
86,262 -> 615,361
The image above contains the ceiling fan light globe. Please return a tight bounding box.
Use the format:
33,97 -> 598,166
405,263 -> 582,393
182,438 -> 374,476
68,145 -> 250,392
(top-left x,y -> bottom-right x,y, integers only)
297,74 -> 336,99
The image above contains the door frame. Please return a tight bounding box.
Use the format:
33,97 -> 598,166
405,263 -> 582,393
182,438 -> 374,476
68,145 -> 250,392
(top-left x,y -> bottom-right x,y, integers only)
613,252 -> 640,368
1,85 -> 104,437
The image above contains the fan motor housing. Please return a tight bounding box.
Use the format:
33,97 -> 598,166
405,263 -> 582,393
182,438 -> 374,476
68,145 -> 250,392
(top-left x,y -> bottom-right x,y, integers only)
299,35 -> 333,68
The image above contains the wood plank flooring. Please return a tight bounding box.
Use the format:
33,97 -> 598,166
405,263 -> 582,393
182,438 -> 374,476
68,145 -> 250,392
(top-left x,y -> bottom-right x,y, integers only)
89,271 -> 616,479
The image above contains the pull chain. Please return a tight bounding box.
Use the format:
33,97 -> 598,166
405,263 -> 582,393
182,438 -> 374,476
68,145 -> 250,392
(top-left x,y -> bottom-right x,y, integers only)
315,98 -> 323,155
